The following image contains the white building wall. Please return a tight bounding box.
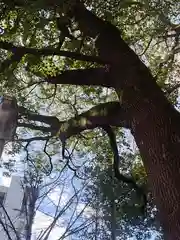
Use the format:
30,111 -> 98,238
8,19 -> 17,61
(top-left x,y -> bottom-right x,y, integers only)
0,175 -> 25,240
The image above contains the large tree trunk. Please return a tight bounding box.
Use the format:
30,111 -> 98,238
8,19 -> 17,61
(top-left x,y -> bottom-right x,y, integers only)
68,3 -> 180,239
125,79 -> 180,239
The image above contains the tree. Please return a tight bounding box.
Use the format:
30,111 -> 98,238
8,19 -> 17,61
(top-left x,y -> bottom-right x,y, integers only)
82,157 -> 160,240
0,0 -> 179,238
0,156 -> 94,240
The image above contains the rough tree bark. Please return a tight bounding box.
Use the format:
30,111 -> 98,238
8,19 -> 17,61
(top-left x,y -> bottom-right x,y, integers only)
60,2 -> 180,239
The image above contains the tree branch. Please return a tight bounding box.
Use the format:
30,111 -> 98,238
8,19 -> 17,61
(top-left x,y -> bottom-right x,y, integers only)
103,126 -> 147,214
56,101 -> 129,142
67,0 -> 151,85
18,106 -> 60,128
45,67 -> 112,87
17,122 -> 51,133
0,50 -> 24,72
19,102 -> 130,140
16,136 -> 50,143
0,41 -> 106,64
0,218 -> 13,240
165,83 -> 180,94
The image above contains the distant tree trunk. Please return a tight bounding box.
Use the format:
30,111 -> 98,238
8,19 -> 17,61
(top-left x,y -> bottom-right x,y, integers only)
0,96 -> 18,160
94,206 -> 99,240
0,139 -> 5,161
110,170 -> 116,240
24,186 -> 39,240
69,3 -> 180,239
110,198 -> 116,240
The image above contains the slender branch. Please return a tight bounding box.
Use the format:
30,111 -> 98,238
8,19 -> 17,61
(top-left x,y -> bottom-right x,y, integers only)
103,126 -> 147,214
16,136 -> 50,143
0,201 -> 20,240
139,36 -> 153,56
0,41 -> 107,64
0,218 -> 13,240
43,139 -> 53,176
38,186 -> 85,240
165,83 -> 180,94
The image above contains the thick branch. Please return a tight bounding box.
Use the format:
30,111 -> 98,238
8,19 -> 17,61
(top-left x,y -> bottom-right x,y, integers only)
0,41 -> 106,64
68,1 -> 105,39
46,67 -> 112,87
68,1 -> 152,85
18,122 -> 51,133
19,106 -> 60,128
18,102 -> 129,139
57,101 -> 129,142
